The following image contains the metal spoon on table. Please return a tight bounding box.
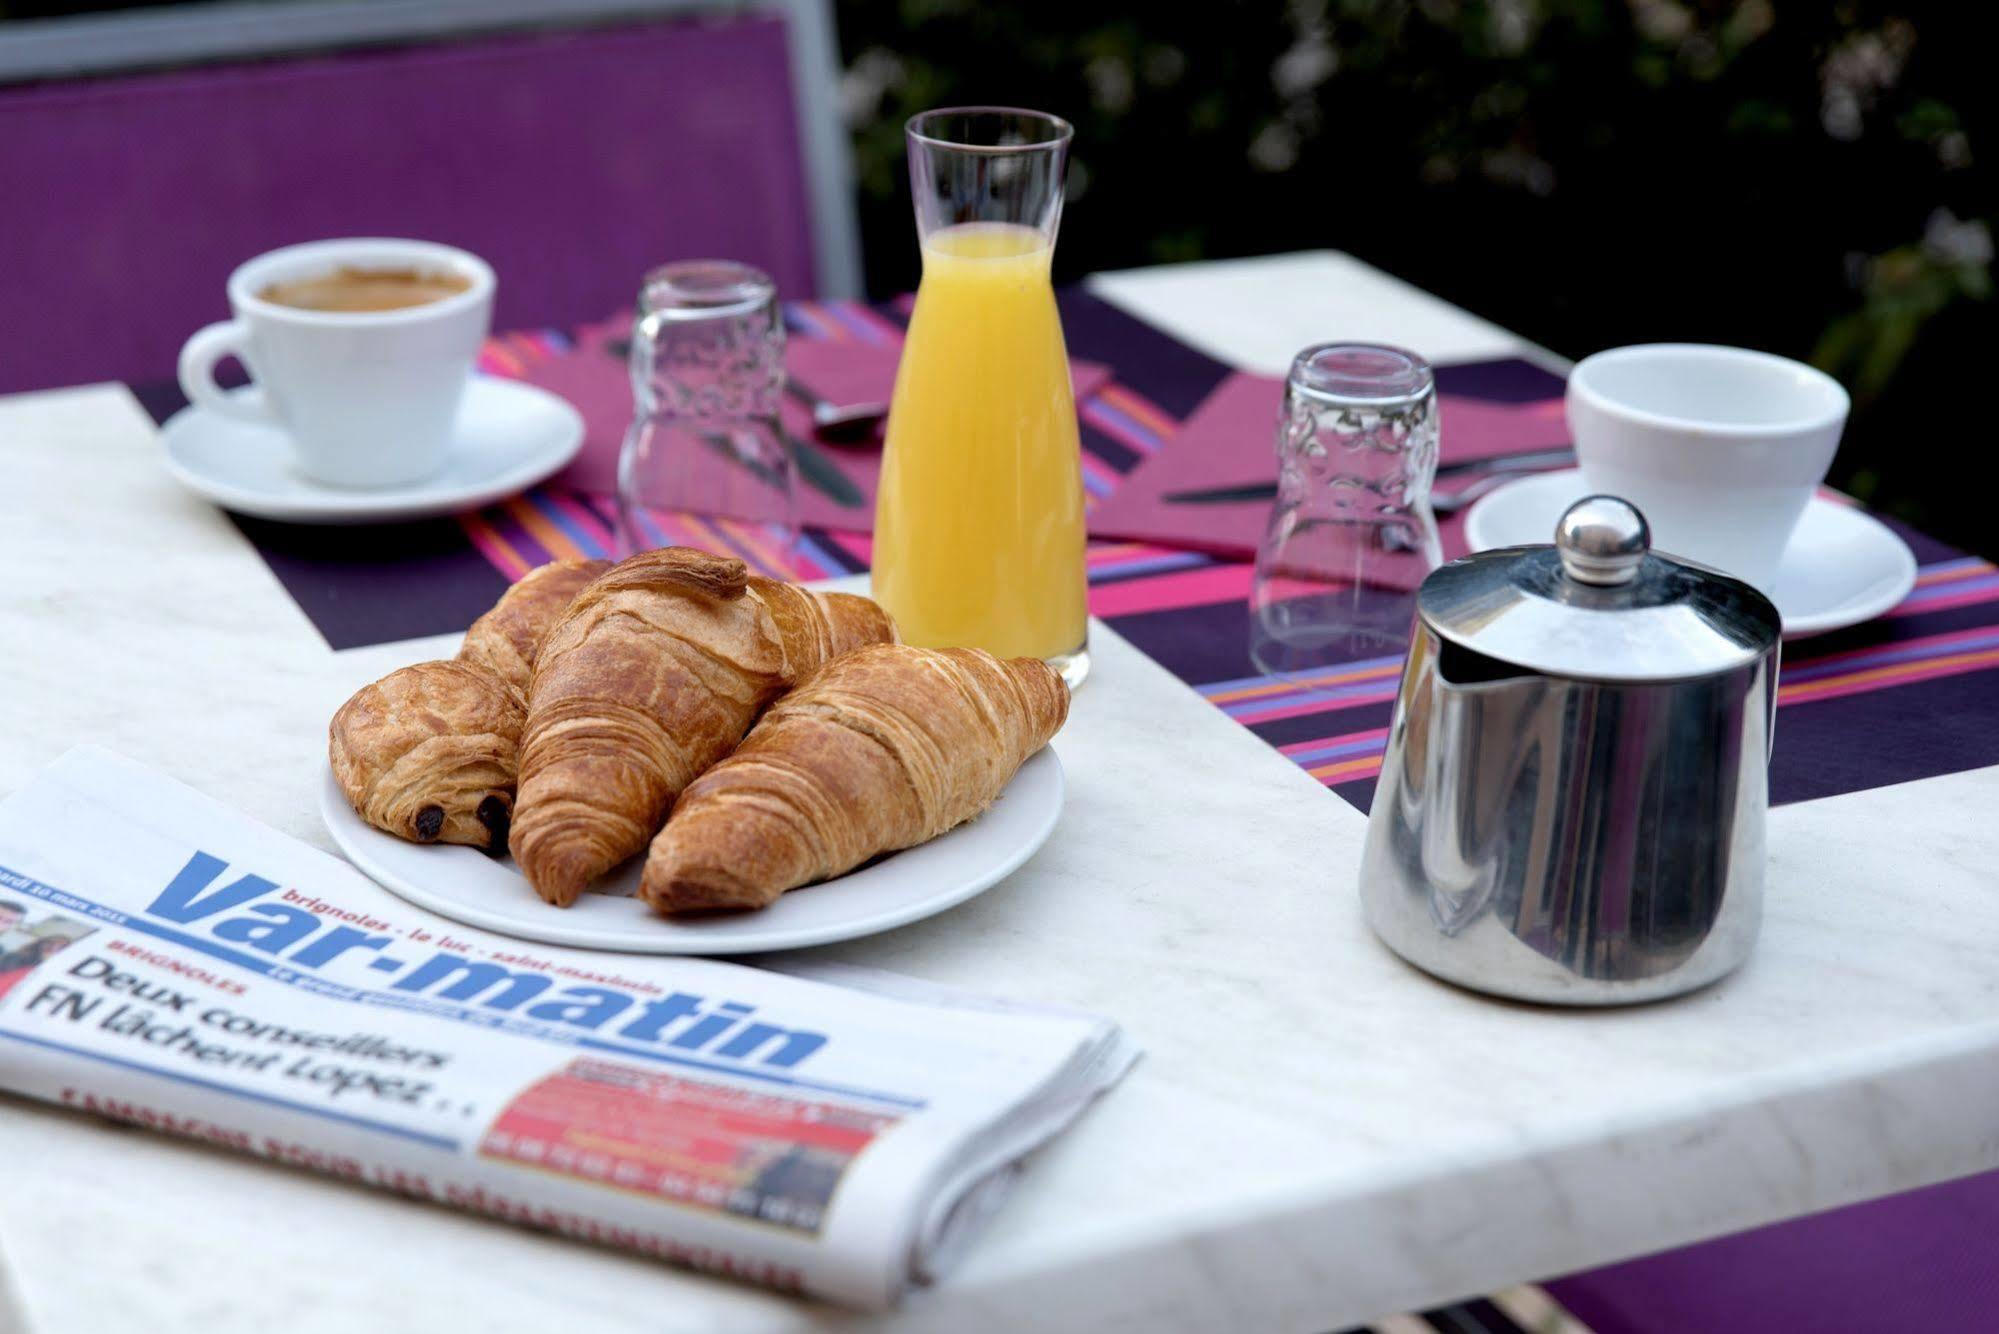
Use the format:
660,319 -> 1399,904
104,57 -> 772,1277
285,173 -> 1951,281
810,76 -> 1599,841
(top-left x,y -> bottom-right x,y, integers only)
608,332 -> 886,445
1163,446 -> 1577,514
1430,453 -> 1574,514
784,377 -> 887,446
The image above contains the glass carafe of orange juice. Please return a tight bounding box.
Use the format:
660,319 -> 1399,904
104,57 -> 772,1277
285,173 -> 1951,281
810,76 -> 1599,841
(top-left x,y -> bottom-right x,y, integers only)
873,108 -> 1089,687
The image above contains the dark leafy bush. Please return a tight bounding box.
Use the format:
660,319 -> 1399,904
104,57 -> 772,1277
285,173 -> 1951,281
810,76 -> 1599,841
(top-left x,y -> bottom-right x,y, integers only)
840,0 -> 1993,552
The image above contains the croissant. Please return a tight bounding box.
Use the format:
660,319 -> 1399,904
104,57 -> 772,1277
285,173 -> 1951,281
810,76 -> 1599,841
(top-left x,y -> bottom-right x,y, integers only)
459,558 -> 611,697
509,547 -> 896,906
640,644 -> 1068,915
329,559 -> 608,850
328,660 -> 524,851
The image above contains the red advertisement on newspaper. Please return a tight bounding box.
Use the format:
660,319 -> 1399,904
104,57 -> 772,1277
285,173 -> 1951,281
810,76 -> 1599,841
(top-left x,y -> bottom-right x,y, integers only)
481,1057 -> 902,1235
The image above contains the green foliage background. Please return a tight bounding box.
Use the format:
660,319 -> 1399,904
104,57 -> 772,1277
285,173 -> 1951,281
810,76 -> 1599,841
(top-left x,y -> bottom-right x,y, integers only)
838,0 -> 1993,555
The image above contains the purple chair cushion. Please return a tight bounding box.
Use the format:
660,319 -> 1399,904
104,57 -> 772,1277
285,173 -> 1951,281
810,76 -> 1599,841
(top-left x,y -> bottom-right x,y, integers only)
0,15 -> 818,394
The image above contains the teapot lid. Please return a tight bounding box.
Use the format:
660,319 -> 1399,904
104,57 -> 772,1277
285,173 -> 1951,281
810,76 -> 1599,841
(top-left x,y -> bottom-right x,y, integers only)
1417,495 -> 1781,682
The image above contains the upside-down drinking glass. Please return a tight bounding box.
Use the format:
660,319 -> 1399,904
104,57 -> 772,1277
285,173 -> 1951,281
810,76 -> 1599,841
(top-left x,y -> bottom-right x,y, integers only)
1250,343 -> 1442,676
616,260 -> 795,562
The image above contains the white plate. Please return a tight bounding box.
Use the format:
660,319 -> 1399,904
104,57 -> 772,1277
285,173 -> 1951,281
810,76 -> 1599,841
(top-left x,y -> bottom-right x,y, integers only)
319,747 -> 1064,954
160,375 -> 584,524
1463,469 -> 1918,638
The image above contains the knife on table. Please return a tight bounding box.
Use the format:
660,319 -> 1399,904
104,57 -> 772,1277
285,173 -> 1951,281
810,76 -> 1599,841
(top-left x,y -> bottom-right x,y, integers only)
786,431 -> 866,508
696,430 -> 866,510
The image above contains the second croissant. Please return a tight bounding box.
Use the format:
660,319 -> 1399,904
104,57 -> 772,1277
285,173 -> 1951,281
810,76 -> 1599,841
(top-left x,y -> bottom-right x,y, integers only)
509,547 -> 897,907
640,644 -> 1068,915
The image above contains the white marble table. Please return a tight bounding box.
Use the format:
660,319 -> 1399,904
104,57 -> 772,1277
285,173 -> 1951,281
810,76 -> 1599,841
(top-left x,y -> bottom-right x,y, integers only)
3,252 -> 1998,1333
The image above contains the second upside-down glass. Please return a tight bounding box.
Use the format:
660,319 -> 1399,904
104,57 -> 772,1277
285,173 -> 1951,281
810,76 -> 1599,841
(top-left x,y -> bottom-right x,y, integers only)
1250,344 -> 1442,676
872,107 -> 1090,688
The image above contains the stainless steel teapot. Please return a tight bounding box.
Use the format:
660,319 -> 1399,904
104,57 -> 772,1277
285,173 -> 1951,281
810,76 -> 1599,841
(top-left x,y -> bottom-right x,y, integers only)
1359,495 -> 1782,1004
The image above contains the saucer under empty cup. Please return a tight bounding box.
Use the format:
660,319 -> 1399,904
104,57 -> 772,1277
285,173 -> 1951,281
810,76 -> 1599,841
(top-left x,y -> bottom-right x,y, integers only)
1567,343 -> 1849,594
1462,468 -> 1917,637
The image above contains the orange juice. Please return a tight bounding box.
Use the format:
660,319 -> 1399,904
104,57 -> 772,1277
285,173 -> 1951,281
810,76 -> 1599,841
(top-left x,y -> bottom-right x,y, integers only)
872,222 -> 1088,662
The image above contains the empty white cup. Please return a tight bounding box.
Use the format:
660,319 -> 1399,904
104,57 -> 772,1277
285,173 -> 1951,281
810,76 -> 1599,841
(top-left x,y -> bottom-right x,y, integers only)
1567,344 -> 1849,593
179,238 -> 495,489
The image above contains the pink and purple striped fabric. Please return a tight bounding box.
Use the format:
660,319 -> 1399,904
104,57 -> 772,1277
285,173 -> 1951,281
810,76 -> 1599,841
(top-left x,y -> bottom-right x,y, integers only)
137,288 -> 1999,816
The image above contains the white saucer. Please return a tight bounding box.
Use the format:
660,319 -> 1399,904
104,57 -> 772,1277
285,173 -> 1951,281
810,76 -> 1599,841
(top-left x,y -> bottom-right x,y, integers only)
1463,469 -> 1918,637
319,747 -> 1064,955
160,376 -> 584,524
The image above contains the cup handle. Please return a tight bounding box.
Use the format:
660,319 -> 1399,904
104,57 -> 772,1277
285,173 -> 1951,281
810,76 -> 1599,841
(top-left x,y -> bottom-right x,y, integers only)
178,320 -> 275,425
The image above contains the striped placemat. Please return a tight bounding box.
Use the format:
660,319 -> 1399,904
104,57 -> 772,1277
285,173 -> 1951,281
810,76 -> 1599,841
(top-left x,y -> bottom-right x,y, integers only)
139,290 -> 1999,815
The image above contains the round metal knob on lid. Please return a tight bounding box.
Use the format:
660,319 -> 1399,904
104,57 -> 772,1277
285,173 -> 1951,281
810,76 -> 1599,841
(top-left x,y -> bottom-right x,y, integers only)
1556,495 -> 1650,586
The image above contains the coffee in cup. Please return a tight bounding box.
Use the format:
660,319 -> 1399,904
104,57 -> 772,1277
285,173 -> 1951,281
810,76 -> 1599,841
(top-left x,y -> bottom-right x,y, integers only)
179,239 -> 495,489
259,266 -> 473,314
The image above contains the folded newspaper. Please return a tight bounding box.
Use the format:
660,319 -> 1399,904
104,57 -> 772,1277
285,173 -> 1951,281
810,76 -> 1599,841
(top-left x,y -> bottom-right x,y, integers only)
0,747 -> 1136,1310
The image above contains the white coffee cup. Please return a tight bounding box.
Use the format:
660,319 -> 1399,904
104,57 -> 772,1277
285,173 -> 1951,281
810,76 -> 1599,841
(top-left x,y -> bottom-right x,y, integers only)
179,238 -> 495,489
1566,343 -> 1849,593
